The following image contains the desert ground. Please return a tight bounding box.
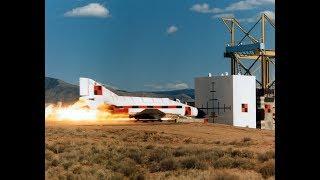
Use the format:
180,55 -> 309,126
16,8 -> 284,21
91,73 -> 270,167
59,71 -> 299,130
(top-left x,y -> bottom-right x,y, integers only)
45,121 -> 275,180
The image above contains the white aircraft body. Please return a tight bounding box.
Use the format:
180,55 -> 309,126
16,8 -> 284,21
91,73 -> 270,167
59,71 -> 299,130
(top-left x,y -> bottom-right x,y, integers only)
79,77 -> 198,120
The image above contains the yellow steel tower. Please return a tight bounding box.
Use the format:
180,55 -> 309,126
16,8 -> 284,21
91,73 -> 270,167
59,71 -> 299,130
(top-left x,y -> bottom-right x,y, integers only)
221,13 -> 275,129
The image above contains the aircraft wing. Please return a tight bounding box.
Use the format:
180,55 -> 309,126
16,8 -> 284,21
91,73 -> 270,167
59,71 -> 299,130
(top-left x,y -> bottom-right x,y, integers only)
130,109 -> 166,120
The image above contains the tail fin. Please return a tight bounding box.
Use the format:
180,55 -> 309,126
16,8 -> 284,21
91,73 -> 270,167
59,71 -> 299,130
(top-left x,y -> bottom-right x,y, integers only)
79,77 -> 118,100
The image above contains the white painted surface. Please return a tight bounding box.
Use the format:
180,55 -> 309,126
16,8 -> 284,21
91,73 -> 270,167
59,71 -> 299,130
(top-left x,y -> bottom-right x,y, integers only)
232,75 -> 256,128
128,108 -> 185,115
195,75 -> 256,128
79,77 -> 198,117
79,78 -> 89,96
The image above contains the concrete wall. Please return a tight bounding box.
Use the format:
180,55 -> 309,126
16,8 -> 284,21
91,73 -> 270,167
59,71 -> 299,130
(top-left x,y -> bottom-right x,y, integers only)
195,75 -> 256,128
195,76 -> 233,125
261,101 -> 275,130
232,75 -> 256,128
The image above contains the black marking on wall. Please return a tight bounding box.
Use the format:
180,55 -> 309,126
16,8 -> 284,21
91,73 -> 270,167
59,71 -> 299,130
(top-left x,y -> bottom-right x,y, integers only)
198,81 -> 232,117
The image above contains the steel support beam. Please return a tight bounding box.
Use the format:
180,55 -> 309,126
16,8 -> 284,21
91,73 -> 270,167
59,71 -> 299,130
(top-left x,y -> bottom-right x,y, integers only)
260,14 -> 270,93
244,55 -> 260,75
231,21 -> 238,75
221,13 -> 275,97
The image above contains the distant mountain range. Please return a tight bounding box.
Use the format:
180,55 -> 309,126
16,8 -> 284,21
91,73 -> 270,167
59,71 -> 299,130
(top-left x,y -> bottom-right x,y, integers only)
45,77 -> 195,105
45,77 -> 79,105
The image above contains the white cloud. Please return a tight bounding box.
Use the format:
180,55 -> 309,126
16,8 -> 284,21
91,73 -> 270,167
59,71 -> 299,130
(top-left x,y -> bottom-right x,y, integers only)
166,83 -> 189,90
145,82 -> 189,90
166,25 -> 178,34
239,10 -> 275,23
238,16 -> 258,23
261,10 -> 275,21
64,3 -> 110,18
191,0 -> 274,14
190,3 -> 223,13
226,0 -> 275,11
144,84 -> 164,90
212,13 -> 235,19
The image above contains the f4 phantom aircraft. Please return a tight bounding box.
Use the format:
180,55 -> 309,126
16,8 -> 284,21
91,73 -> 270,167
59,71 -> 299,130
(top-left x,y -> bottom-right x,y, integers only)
79,77 -> 198,120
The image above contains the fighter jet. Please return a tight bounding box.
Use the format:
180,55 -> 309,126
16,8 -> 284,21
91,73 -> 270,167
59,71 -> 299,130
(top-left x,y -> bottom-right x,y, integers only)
79,77 -> 198,120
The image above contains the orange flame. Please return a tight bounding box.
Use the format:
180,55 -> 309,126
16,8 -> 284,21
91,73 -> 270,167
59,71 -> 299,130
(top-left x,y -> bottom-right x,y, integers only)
45,100 -> 131,123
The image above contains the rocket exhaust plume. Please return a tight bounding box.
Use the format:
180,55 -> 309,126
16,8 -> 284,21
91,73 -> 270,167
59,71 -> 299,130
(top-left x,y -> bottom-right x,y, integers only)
45,100 -> 131,123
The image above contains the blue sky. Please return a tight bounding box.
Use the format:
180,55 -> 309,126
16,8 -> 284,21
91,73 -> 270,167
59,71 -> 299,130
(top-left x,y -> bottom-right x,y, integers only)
46,0 -> 275,91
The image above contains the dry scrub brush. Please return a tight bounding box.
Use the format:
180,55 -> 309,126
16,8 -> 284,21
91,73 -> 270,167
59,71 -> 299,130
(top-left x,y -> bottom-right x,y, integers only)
45,127 -> 274,179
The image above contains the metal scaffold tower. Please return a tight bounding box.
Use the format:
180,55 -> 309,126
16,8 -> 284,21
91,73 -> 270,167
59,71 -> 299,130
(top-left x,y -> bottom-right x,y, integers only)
221,13 -> 275,96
